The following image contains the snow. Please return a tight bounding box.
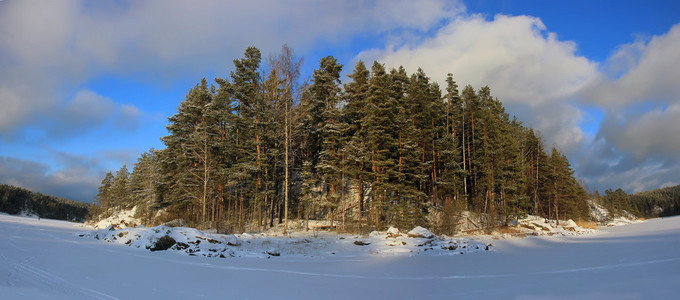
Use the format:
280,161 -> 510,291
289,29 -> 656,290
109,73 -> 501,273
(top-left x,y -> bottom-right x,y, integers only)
512,215 -> 596,236
91,206 -> 141,229
78,224 -> 488,258
2,213 -> 680,299
406,226 -> 435,238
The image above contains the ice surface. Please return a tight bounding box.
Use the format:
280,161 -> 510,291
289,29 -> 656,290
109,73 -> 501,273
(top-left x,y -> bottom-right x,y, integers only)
1,213 -> 679,299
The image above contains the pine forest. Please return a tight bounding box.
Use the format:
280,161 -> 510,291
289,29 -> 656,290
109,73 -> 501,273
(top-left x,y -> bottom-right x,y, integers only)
89,46 -> 591,234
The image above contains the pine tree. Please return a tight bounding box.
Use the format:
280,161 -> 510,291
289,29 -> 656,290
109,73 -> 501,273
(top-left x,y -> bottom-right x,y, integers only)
460,85 -> 479,210
296,56 -> 345,228
128,149 -> 161,224
95,171 -> 115,217
110,165 -> 130,210
160,78 -> 218,227
229,47 -> 262,231
341,61 -> 371,228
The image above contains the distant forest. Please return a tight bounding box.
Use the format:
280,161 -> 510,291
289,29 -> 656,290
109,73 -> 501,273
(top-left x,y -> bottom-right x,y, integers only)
90,46 -> 593,234
0,184 -> 90,222
629,185 -> 680,218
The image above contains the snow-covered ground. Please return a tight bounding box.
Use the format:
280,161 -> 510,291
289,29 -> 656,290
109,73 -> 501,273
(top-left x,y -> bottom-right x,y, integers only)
78,224 -> 488,259
1,213 -> 679,299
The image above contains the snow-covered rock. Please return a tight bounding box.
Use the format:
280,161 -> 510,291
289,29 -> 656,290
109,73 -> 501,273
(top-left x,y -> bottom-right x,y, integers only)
407,226 -> 435,238
514,215 -> 595,236
80,223 -> 489,258
92,206 -> 142,229
562,219 -> 580,231
386,226 -> 401,238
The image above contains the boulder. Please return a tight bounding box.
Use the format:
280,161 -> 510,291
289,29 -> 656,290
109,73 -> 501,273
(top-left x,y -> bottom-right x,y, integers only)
150,235 -> 176,251
407,226 -> 435,238
161,219 -> 186,228
354,240 -> 371,246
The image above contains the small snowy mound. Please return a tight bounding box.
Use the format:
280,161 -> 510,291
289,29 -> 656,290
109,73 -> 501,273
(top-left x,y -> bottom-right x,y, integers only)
80,225 -> 237,258
407,226 -> 434,238
92,207 -> 142,229
562,219 -> 580,231
386,226 -> 401,238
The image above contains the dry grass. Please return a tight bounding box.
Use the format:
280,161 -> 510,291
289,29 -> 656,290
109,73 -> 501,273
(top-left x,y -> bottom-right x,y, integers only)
576,220 -> 598,229
638,217 -> 646,221
495,226 -> 521,234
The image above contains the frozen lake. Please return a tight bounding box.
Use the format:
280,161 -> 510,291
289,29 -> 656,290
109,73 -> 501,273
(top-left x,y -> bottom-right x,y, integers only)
1,214 -> 679,299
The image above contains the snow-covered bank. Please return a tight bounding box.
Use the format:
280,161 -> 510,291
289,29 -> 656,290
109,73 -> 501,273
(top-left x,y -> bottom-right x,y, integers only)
79,224 -> 490,258
2,214 -> 679,299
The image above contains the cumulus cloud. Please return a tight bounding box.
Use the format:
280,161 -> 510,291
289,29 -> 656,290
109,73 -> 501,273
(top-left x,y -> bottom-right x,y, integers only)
574,24 -> 680,192
0,0 -> 462,136
584,24 -> 680,108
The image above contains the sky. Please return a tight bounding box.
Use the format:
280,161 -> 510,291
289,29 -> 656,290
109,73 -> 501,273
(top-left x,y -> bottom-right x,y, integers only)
1,0 -> 679,203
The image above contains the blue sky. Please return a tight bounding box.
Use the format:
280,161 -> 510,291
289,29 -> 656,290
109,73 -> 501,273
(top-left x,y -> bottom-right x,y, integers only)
1,0 -> 679,203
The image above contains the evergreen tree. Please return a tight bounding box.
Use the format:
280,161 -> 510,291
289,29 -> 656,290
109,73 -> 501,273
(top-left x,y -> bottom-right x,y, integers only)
110,165 -> 130,210
341,60 -> 371,228
95,171 -> 115,217
129,149 -> 161,224
229,47 -> 262,231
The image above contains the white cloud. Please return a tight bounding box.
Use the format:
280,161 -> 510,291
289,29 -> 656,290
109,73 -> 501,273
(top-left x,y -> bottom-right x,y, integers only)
33,90 -> 144,138
584,24 -> 680,108
0,0 -> 462,136
0,87 -> 26,132
599,104 -> 680,160
574,24 -> 680,193
66,90 -> 116,124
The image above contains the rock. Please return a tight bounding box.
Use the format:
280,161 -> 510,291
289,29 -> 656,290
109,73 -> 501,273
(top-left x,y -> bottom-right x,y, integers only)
354,240 -> 371,246
528,221 -> 554,232
407,226 -> 435,238
266,251 -> 280,257
150,235 -> 176,251
386,226 -> 401,238
225,235 -> 241,246
562,219 -> 579,231
161,219 -> 186,228
174,242 -> 190,250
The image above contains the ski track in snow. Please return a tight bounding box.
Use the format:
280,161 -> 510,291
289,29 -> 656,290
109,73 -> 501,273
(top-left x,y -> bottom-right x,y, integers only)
0,217 -> 117,299
9,262 -> 118,300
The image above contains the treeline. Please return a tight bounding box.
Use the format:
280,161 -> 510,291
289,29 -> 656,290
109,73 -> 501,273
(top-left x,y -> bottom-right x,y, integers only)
90,46 -> 590,234
628,185 -> 680,218
0,184 -> 90,222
